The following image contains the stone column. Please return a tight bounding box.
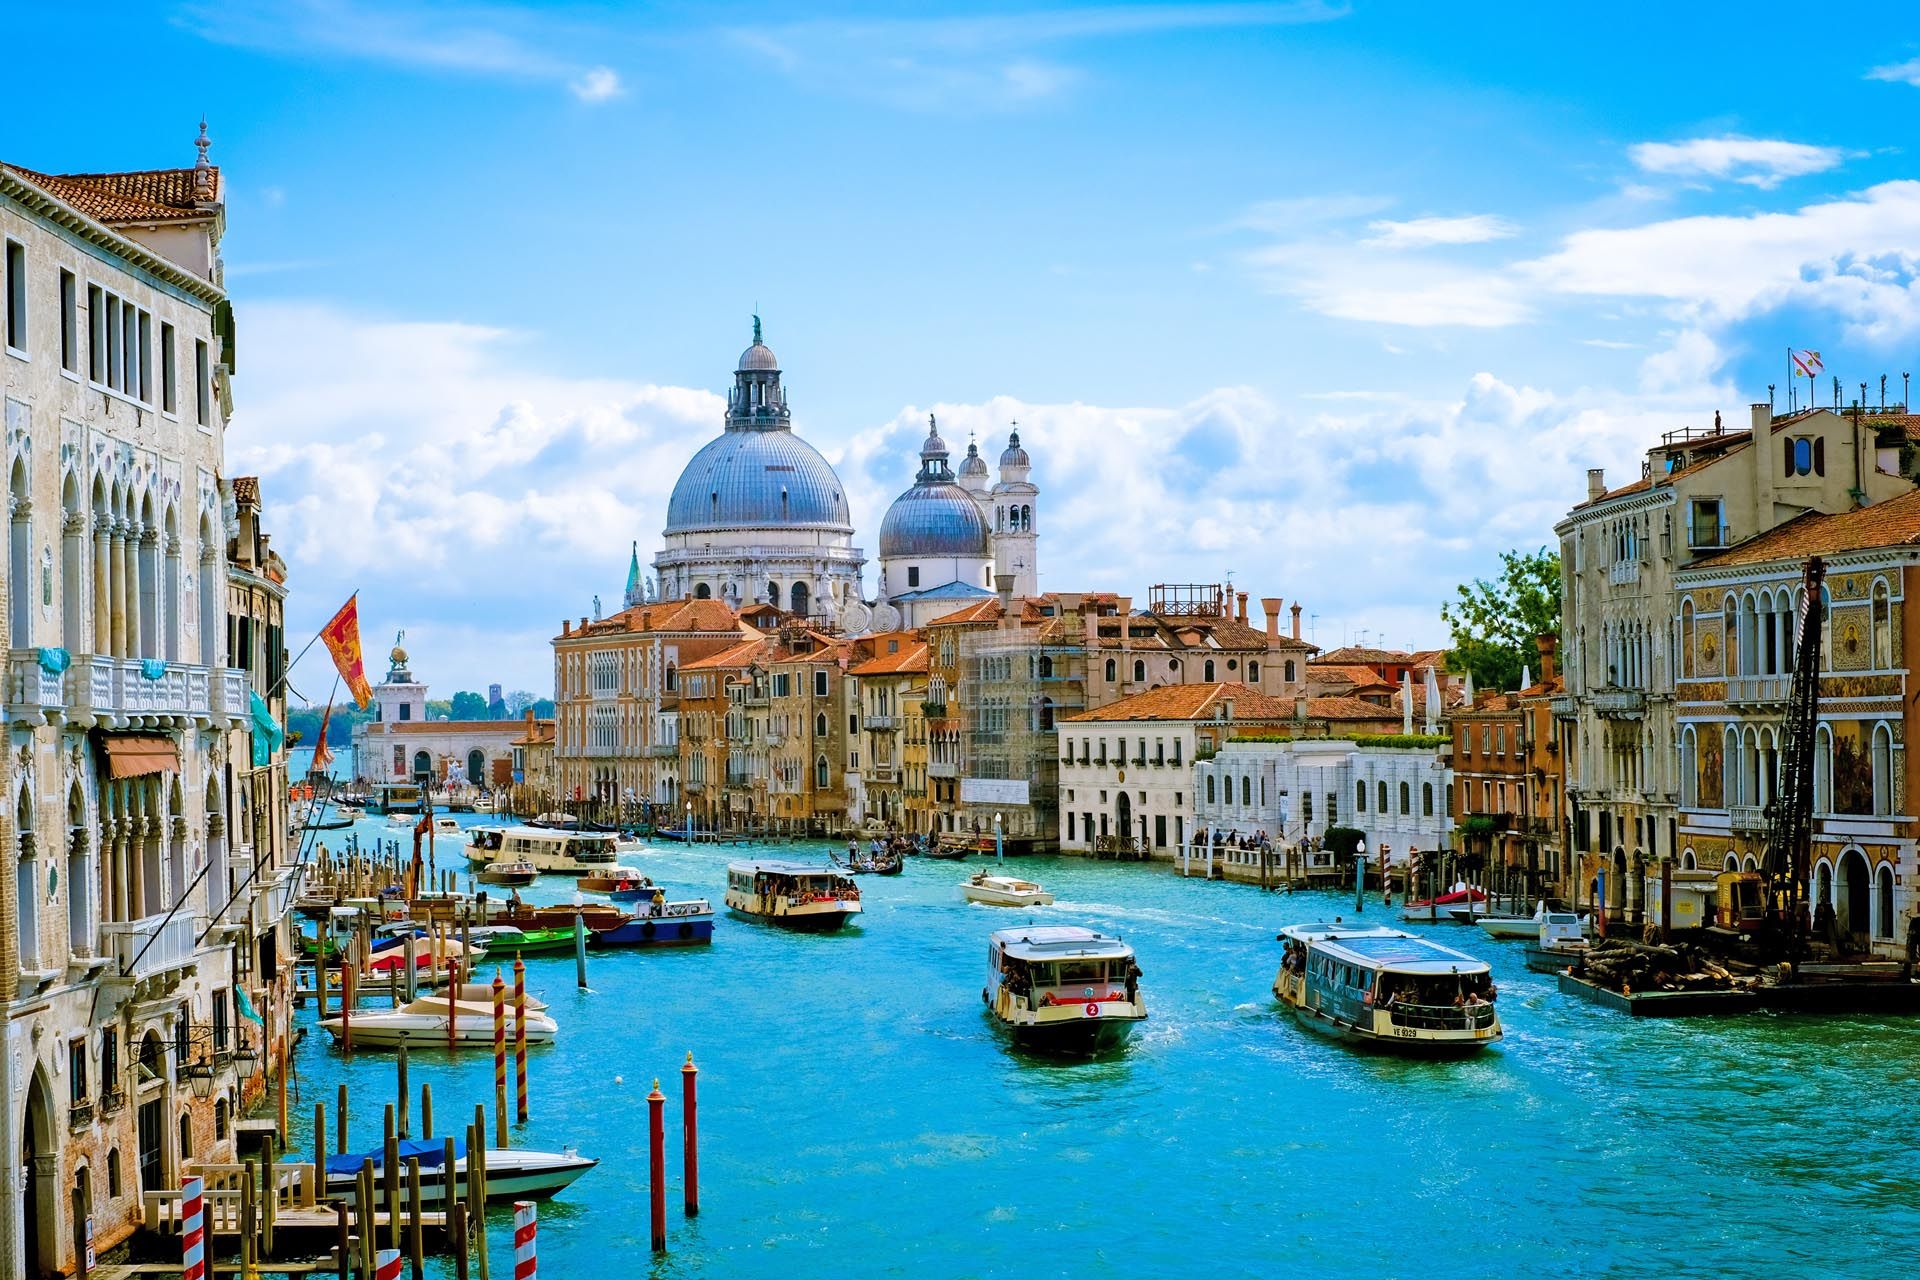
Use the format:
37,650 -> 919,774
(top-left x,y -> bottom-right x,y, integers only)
108,521 -> 128,658
92,519 -> 112,655
123,523 -> 143,659
0,800 -> 17,1001
112,812 -> 133,923
66,826 -> 91,958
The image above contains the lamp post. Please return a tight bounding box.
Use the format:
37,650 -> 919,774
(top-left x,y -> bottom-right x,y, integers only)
1355,837 -> 1368,914
994,812 -> 1003,861
686,801 -> 693,843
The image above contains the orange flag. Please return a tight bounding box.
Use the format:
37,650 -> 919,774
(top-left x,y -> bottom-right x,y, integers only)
320,595 -> 374,709
312,701 -> 335,773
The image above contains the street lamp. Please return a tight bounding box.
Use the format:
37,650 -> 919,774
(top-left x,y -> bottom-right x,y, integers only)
686,801 -> 694,842
994,812 -> 1004,861
1355,837 -> 1369,913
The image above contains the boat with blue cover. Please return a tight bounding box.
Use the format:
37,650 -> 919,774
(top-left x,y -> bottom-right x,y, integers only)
319,1138 -> 596,1204
1274,922 -> 1501,1056
593,897 -> 715,948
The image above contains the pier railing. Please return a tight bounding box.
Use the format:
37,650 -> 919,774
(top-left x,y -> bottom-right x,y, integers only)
144,1160 -> 322,1234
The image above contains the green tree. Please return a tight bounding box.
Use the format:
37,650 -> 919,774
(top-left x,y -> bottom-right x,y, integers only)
449,690 -> 488,720
531,698 -> 556,718
1441,547 -> 1561,692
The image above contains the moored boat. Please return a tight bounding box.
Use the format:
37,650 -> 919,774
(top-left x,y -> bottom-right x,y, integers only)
1523,911 -> 1592,973
724,861 -> 862,931
1401,886 -> 1488,923
1476,905 -> 1546,939
983,926 -> 1145,1055
592,899 -> 715,948
962,871 -> 1055,908
1274,922 -> 1501,1055
483,926 -> 579,956
320,1139 -> 594,1205
318,994 -> 558,1047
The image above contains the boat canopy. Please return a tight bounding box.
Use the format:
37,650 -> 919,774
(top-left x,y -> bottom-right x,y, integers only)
1280,923 -> 1487,976
728,861 -> 841,878
323,1137 -> 464,1176
992,926 -> 1132,962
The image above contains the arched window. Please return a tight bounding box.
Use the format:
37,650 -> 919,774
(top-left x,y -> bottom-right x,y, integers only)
1399,781 -> 1410,815
790,581 -> 810,618
1422,782 -> 1433,816
1038,655 -> 1053,678
1678,726 -> 1697,808
1723,594 -> 1738,675
814,756 -> 829,789
1203,660 -> 1215,682
412,750 -> 430,777
1377,780 -> 1388,813
664,663 -> 677,691
1284,660 -> 1295,682
1679,600 -> 1695,679
1814,725 -> 1832,814
767,581 -> 781,610
1356,780 -> 1367,812
1205,774 -> 1216,804
1681,847 -> 1696,870
1872,722 -> 1893,815
1877,863 -> 1895,939
1241,776 -> 1251,806
1873,579 -> 1892,669
215,1098 -> 230,1141
1133,659 -> 1145,683
1248,661 -> 1259,682
694,582 -> 711,600
1105,658 -> 1116,682
815,713 -> 827,736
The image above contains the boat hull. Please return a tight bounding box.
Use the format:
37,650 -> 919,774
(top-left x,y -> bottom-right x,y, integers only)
962,887 -> 1055,908
325,1153 -> 595,1206
723,889 -> 860,932
1002,1014 -> 1140,1057
593,915 -> 714,948
1523,943 -> 1589,973
318,1015 -> 557,1048
1475,916 -> 1540,939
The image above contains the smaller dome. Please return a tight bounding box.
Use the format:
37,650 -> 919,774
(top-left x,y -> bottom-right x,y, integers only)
879,484 -> 991,560
958,438 -> 988,479
1000,429 -> 1029,468
738,340 -> 779,372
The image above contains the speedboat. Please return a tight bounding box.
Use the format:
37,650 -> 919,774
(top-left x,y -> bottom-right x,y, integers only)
984,926 -> 1145,1055
592,899 -> 715,948
578,867 -> 652,894
443,982 -> 549,1011
724,861 -> 862,931
1402,886 -> 1487,923
318,994 -> 558,1048
321,1138 -> 594,1205
1476,903 -> 1547,939
433,816 -> 462,837
478,860 -> 537,888
1274,922 -> 1501,1056
962,872 -> 1055,908
386,812 -> 417,829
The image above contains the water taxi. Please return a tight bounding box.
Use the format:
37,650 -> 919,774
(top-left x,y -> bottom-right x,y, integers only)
318,994 -> 558,1048
466,826 -> 620,876
1274,922 -> 1501,1055
478,859 -> 537,888
961,871 -> 1055,908
984,926 -> 1144,1055
723,861 -> 862,931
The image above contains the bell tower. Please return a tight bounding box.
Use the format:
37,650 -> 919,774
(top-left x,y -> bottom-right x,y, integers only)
991,428 -> 1039,598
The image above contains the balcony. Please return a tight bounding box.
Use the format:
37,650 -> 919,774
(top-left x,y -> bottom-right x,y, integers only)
1729,804 -> 1768,833
928,762 -> 958,779
1549,693 -> 1577,718
863,714 -> 898,731
646,744 -> 678,758
1592,688 -> 1646,719
1607,560 -> 1641,586
7,650 -> 69,724
1727,675 -> 1790,706
870,764 -> 898,783
100,913 -> 199,984
67,657 -> 248,730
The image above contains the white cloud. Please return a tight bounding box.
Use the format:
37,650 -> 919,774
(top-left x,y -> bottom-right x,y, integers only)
182,0 -> 624,102
1245,234 -> 1531,327
569,67 -> 623,103
1364,214 -> 1518,249
1867,57 -> 1920,87
1628,136 -> 1847,189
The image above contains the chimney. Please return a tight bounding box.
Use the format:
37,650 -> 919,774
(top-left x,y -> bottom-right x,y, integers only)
1236,591 -> 1249,623
996,574 -> 1014,617
525,708 -> 535,726
1751,402 -> 1775,533
1290,603 -> 1302,640
1586,468 -> 1606,502
1536,632 -> 1558,682
1261,597 -> 1282,639
562,620 -> 571,637
1293,695 -> 1308,722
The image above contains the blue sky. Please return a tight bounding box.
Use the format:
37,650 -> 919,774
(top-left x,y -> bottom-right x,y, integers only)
15,1 -> 1920,697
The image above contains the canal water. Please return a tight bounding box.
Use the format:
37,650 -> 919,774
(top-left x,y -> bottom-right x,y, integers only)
285,823 -> 1920,1279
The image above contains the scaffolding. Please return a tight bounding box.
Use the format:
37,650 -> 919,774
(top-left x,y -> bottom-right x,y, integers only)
956,624 -> 1087,850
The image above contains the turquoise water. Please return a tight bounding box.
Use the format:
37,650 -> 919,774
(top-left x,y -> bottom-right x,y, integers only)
284,825 -> 1920,1279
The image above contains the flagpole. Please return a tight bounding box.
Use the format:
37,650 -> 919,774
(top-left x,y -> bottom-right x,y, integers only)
267,588 -> 363,702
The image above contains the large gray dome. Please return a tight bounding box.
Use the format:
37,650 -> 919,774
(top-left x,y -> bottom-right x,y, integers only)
664,429 -> 852,533
879,483 -> 990,559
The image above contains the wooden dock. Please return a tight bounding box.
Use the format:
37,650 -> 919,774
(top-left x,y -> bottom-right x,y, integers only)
1556,973 -> 1760,1016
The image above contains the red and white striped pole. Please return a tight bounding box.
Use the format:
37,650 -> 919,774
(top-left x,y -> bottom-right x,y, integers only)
513,1200 -> 537,1279
180,1175 -> 205,1280
375,1247 -> 403,1280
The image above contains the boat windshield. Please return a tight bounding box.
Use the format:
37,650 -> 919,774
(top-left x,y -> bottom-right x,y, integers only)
1374,971 -> 1497,1031
1006,956 -> 1139,1003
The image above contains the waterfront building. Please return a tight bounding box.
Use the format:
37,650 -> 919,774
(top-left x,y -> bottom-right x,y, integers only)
1516,636 -> 1573,889
1192,736 -> 1453,866
1673,489 -> 1920,953
764,627 -> 854,835
350,642 -> 546,797
1059,682 -> 1296,855
1554,404 -> 1913,922
676,636 -> 756,832
550,596 -> 752,819
1448,692 -> 1531,874
847,631 -> 928,831
1078,585 -> 1316,708
653,321 -> 864,620
0,143 -> 299,1274
508,710 -> 555,818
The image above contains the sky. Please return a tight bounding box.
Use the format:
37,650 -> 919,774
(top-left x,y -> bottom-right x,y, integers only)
14,1 -> 1920,699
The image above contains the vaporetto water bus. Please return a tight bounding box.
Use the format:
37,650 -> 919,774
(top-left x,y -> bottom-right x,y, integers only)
465,826 -> 620,876
1273,922 -> 1501,1056
984,926 -> 1145,1056
723,861 -> 862,932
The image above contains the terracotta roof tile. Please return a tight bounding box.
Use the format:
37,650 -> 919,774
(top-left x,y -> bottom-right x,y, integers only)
1689,487 -> 1920,568
1064,681 -> 1297,723
9,164 -> 218,224
680,636 -> 773,672
1306,695 -> 1406,722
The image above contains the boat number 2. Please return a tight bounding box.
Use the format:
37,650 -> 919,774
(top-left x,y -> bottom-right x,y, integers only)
1084,1002 -> 1100,1017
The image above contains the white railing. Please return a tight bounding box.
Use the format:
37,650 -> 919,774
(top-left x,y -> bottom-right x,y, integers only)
864,714 -> 898,731
928,762 -> 958,779
1592,688 -> 1646,716
67,657 -> 250,726
100,913 -> 199,980
1608,561 -> 1641,585
1728,803 -> 1767,832
6,651 -> 67,720
1727,674 -> 1790,704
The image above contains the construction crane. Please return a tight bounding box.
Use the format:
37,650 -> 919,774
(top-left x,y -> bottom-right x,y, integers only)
1760,555 -> 1824,964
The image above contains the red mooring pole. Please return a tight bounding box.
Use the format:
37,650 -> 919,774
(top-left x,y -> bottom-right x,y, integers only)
648,1078 -> 667,1252
681,1053 -> 699,1218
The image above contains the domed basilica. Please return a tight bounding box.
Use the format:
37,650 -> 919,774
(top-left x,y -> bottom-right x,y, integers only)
635,320 -> 1038,632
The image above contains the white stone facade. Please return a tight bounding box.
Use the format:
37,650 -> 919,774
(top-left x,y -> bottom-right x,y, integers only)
1193,739 -> 1452,866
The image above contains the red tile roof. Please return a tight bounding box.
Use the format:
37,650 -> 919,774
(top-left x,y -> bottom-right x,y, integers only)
1306,695 -> 1405,722
561,597 -> 753,640
1689,486 -> 1920,567
1064,681 -> 1297,723
9,164 -> 218,224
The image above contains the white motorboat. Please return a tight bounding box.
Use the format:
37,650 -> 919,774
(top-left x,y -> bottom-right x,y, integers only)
442,981 -> 549,1012
318,994 -> 557,1048
1476,904 -> 1546,940
335,805 -> 365,821
433,816 -> 462,837
386,812 -> 417,829
962,871 -> 1055,908
323,1140 -> 595,1205
724,861 -> 862,931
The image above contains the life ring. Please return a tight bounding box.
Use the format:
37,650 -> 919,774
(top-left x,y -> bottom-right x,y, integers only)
677,922 -> 693,940
641,921 -> 657,939
1084,1002 -> 1100,1017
